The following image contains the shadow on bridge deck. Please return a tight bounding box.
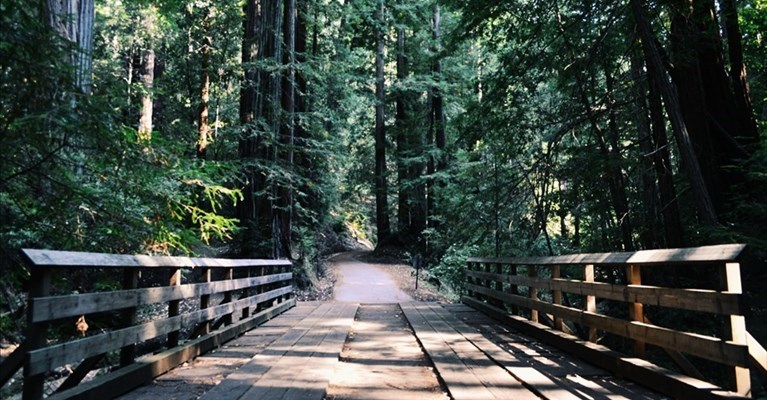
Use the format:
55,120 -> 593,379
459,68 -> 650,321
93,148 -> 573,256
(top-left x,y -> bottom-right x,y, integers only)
117,301 -> 666,400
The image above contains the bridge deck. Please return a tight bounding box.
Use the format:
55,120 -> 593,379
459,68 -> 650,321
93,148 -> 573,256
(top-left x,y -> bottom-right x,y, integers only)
118,302 -> 665,400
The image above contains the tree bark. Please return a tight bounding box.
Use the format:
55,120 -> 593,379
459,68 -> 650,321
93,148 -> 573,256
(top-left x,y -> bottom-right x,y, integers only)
374,0 -> 391,242
631,0 -> 718,225
44,0 -> 95,94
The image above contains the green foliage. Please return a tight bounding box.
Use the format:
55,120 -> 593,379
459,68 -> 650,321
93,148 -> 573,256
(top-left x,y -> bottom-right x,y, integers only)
427,244 -> 477,296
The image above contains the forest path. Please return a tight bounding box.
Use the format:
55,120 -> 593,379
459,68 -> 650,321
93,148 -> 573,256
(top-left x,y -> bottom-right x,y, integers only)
331,251 -> 414,303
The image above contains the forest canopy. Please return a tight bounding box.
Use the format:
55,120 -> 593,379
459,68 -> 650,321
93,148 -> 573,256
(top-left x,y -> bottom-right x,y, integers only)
1,0 -> 766,309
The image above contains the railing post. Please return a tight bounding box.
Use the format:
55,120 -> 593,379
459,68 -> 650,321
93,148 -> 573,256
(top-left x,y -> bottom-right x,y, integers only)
255,265 -> 265,312
626,264 -> 645,358
491,262 -> 503,308
721,262 -> 750,396
528,265 -> 538,323
583,264 -> 597,342
167,267 -> 182,348
551,265 -> 563,331
200,267 -> 211,335
120,268 -> 139,366
223,267 -> 233,325
241,267 -> 251,319
23,267 -> 50,400
509,263 -> 519,315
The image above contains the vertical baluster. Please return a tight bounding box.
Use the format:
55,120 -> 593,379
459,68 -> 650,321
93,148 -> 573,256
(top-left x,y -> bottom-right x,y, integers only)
584,264 -> 597,342
466,261 -> 475,300
223,267 -> 233,325
510,263 -> 519,315
241,266 -> 251,319
529,265 -> 538,323
721,262 -> 750,396
551,265 -> 563,331
120,268 -> 139,366
626,264 -> 645,357
167,267 -> 182,348
200,267 -> 211,335
492,262 -> 503,308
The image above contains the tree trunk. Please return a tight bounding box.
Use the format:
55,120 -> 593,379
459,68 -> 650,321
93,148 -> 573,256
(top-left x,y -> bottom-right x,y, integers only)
631,0 -> 718,225
276,0 -> 296,259
238,0 -> 261,257
138,48 -> 154,141
44,0 -> 95,94
197,8 -> 212,158
667,0 -> 756,218
630,51 -> 661,249
719,0 -> 759,146
395,16 -> 410,236
374,0 -> 391,243
426,4 -> 444,235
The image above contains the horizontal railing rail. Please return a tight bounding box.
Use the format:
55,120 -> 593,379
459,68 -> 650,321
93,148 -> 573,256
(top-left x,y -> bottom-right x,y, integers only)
464,244 -> 766,399
0,249 -> 294,400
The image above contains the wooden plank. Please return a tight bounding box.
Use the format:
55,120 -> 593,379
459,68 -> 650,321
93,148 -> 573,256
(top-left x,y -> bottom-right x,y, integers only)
22,248 -> 292,269
463,297 -> 748,400
198,302 -> 345,400
45,299 -> 295,400
22,267 -> 50,400
424,303 -> 581,400
239,303 -> 358,400
467,284 -> 750,367
747,331 -> 767,382
402,302 -> 538,400
27,286 -> 292,375
721,262 -> 750,396
466,269 -> 740,315
55,353 -> 105,392
583,264 -> 597,342
31,273 -> 292,323
468,244 -> 746,266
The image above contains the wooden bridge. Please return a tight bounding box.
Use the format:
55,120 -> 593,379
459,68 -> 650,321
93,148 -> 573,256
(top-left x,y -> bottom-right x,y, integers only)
1,245 -> 766,399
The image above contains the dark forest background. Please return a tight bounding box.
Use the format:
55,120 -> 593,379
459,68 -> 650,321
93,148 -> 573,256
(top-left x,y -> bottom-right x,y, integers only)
1,0 -> 766,345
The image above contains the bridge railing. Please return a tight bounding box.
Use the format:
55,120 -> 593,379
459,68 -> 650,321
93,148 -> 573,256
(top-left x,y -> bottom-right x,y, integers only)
464,244 -> 767,399
0,249 -> 294,400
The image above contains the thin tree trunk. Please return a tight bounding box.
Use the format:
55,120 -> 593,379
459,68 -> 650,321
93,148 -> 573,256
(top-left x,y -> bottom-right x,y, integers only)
374,0 -> 391,242
277,0 -> 296,259
631,0 -> 718,225
427,4 -> 444,236
630,51 -> 660,249
395,8 -> 410,237
138,48 -> 154,141
197,8 -> 212,158
648,68 -> 684,247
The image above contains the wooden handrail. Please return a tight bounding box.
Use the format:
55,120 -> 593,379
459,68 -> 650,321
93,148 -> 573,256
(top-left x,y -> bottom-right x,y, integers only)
464,244 -> 761,399
1,249 -> 295,400
467,243 -> 746,266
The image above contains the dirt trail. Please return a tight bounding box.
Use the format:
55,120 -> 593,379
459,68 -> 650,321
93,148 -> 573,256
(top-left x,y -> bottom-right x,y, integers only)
331,252 -> 414,303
